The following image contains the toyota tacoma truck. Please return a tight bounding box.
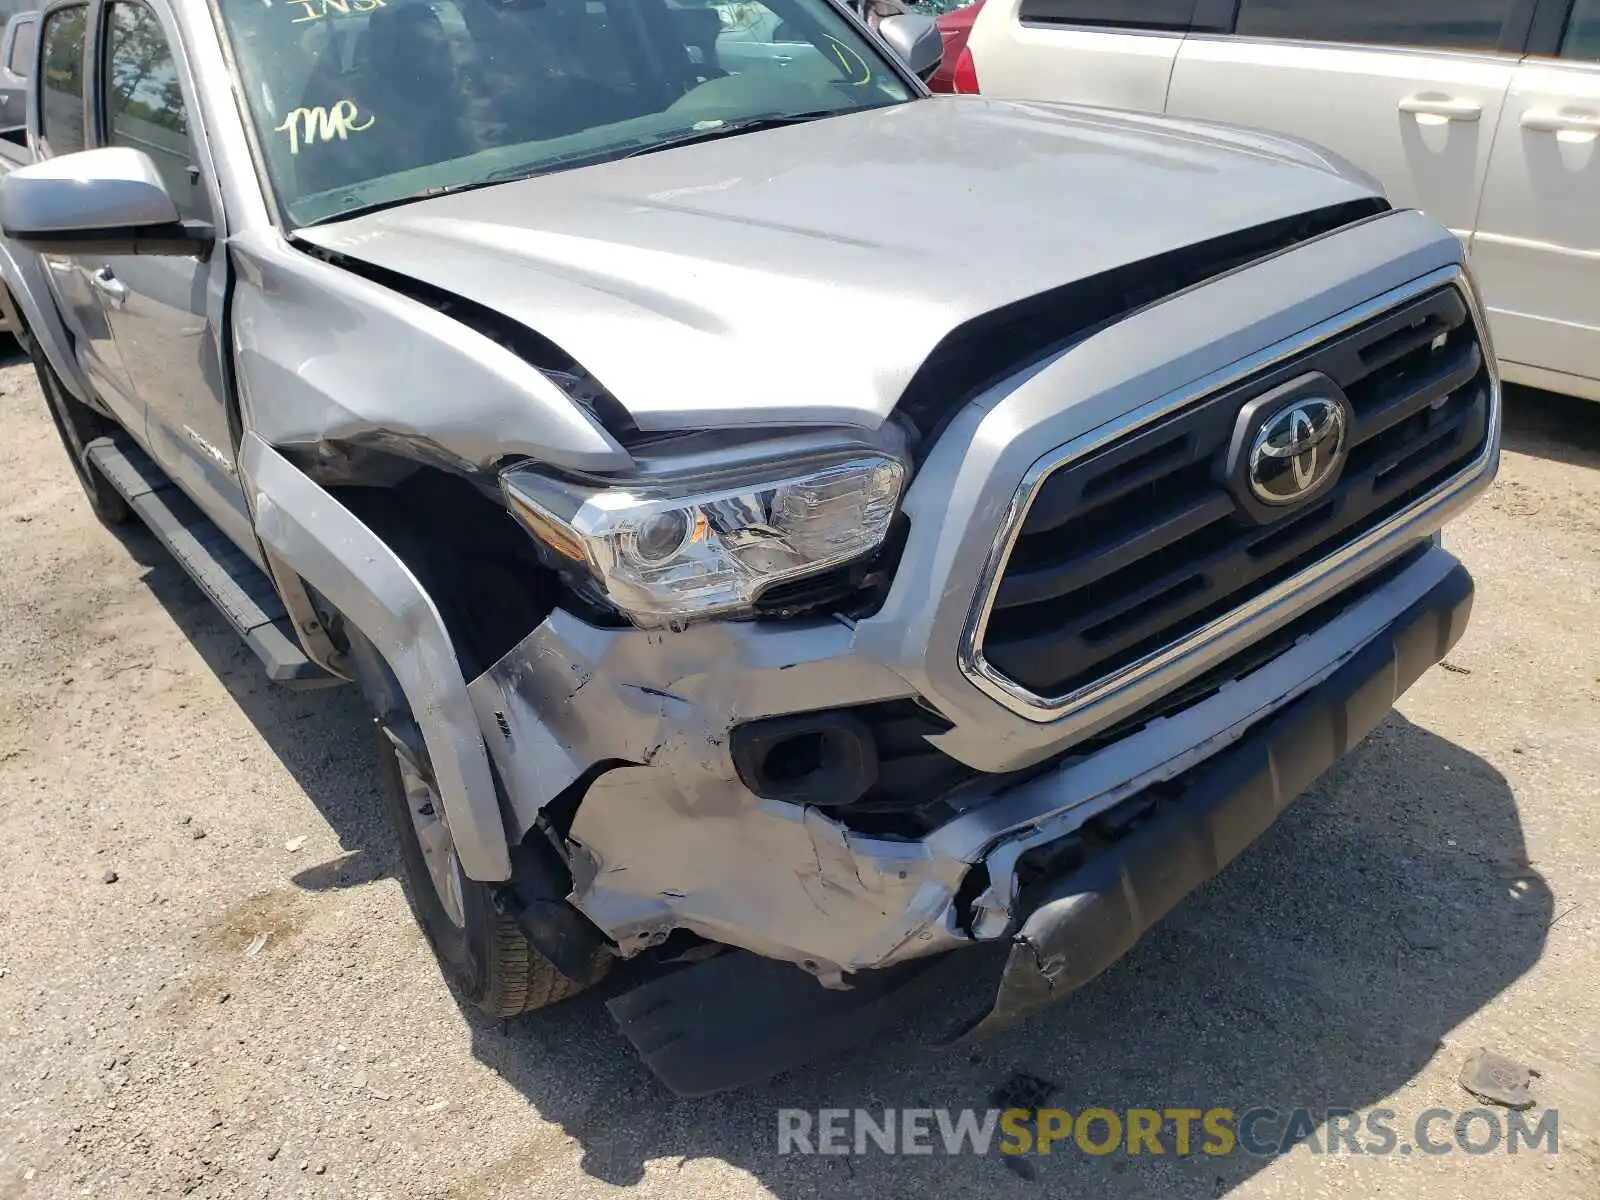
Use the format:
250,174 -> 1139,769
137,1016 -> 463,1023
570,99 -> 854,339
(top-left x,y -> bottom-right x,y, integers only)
0,0 -> 1497,1095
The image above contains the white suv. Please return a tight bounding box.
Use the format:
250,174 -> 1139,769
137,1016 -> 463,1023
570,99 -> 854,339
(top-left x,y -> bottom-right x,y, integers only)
967,0 -> 1600,402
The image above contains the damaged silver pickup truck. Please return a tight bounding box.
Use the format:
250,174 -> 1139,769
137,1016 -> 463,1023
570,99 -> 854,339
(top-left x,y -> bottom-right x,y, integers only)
1,0 -> 1497,1095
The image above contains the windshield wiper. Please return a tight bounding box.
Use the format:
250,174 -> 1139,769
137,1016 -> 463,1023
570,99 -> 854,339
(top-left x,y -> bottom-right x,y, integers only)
620,110 -> 846,159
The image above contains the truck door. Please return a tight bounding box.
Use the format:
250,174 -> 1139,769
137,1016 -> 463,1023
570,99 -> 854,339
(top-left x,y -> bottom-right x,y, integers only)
87,0 -> 258,557
33,0 -> 142,435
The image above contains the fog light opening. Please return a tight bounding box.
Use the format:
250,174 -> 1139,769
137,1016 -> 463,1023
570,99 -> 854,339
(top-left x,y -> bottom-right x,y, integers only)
763,731 -> 827,785
730,712 -> 878,808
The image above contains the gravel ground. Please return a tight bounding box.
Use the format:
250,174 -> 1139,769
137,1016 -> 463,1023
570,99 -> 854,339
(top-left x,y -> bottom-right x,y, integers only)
0,350 -> 1596,1200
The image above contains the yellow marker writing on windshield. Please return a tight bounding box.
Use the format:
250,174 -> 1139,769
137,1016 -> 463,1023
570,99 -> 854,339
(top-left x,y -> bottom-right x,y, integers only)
289,0 -> 386,23
824,37 -> 872,85
275,101 -> 376,154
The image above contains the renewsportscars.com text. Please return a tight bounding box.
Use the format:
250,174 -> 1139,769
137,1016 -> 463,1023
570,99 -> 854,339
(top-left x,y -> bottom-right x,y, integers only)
776,1106 -> 1560,1158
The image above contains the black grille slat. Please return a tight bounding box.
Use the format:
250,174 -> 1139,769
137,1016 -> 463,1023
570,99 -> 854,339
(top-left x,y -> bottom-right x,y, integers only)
995,492 -> 1233,611
1355,298 -> 1464,374
981,286 -> 1490,699
1023,427 -> 1224,538
1349,340 -> 1482,445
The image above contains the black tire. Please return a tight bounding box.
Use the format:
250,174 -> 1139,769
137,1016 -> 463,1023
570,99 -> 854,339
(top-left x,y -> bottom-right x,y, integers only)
375,720 -> 591,1017
29,341 -> 130,527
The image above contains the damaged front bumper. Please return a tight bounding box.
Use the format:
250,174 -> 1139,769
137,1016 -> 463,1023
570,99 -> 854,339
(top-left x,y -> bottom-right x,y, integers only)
964,560 -> 1473,1039
466,538 -> 1474,985
600,555 -> 1472,1096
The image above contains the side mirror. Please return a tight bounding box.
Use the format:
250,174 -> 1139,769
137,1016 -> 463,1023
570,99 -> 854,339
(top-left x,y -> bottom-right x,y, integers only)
877,12 -> 942,80
0,146 -> 211,257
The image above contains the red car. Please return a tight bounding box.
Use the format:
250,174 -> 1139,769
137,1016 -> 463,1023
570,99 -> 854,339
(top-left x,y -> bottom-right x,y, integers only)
927,0 -> 983,93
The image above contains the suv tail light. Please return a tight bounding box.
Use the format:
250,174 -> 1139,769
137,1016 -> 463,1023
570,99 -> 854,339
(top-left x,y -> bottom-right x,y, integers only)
928,0 -> 984,94
952,44 -> 980,93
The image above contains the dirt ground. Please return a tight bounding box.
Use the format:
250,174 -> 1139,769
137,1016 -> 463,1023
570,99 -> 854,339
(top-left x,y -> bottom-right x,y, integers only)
0,349 -> 1596,1200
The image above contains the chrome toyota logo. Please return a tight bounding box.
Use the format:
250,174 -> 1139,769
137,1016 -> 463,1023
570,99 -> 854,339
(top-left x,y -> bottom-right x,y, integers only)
1248,397 -> 1349,505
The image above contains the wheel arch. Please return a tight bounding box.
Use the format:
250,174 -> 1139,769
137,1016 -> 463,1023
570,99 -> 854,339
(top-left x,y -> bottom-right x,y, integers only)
238,431 -> 513,881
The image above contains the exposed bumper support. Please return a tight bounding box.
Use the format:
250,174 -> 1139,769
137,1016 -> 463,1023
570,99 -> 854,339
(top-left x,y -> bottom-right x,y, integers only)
962,561 -> 1474,1039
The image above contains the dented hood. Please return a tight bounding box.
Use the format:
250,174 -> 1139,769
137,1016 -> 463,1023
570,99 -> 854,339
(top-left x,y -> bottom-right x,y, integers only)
296,96 -> 1379,434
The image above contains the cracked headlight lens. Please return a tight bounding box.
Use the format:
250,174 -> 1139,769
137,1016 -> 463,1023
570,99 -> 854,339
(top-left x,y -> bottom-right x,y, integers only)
502,452 -> 906,627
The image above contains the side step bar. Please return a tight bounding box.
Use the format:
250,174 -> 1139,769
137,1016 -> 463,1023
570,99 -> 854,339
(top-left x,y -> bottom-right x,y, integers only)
86,434 -> 335,688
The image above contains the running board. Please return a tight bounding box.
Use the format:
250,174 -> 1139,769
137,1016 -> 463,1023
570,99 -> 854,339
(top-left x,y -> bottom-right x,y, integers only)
85,435 -> 335,688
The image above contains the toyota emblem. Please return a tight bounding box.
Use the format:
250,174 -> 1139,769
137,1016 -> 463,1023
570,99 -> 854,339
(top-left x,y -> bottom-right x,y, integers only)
1247,397 -> 1350,506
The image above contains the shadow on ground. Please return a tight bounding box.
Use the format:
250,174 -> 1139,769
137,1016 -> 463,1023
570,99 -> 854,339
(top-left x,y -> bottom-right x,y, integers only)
115,462 -> 1554,1199
1502,385 -> 1600,470
112,521 -> 397,892
443,713 -> 1550,1198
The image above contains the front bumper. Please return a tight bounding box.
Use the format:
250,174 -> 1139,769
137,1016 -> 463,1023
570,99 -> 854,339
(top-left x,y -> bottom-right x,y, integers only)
473,539 -> 1478,980
605,559 -> 1473,1095
965,560 -> 1473,1038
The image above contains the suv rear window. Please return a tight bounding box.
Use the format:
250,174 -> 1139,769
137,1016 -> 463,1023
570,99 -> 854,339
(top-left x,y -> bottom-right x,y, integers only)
1018,0 -> 1194,29
1233,0 -> 1519,53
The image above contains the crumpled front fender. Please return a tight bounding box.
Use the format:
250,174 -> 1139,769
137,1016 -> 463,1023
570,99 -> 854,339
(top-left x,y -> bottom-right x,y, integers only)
238,432 -> 511,881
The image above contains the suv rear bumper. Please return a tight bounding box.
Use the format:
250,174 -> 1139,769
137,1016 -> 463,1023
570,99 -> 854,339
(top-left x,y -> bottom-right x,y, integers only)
605,559 -> 1473,1095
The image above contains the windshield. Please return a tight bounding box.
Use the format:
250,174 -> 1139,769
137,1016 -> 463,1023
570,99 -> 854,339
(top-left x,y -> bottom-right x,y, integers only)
215,0 -> 915,226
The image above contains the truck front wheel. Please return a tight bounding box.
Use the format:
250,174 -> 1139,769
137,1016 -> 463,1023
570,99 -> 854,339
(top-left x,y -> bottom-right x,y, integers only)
375,720 -> 593,1018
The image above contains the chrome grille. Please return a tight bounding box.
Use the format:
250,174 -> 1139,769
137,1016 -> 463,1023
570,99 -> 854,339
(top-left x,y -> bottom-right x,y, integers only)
976,283 -> 1491,703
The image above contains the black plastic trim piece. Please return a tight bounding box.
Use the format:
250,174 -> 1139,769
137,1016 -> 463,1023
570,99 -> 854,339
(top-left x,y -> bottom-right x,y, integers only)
607,950 -> 937,1097
496,840 -> 614,986
1525,0 -> 1576,55
961,561 -> 1475,1039
895,198 -> 1391,455
3,218 -> 215,259
730,711 -> 879,807
1500,0 -> 1545,53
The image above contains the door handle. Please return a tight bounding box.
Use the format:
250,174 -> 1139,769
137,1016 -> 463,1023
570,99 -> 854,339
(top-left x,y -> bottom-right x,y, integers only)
89,266 -> 127,307
1520,107 -> 1600,136
1399,95 -> 1483,122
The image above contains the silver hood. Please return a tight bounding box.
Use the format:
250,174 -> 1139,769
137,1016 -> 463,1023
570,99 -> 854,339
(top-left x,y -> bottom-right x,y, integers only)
297,96 -> 1381,434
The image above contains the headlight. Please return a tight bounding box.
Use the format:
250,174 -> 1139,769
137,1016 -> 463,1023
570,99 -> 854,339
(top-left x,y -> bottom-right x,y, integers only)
501,450 -> 906,627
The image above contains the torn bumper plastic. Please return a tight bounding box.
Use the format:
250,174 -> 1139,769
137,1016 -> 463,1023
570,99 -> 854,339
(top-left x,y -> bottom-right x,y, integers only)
468,539 -> 1473,980
598,561 -> 1474,1094
960,561 -> 1474,1040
